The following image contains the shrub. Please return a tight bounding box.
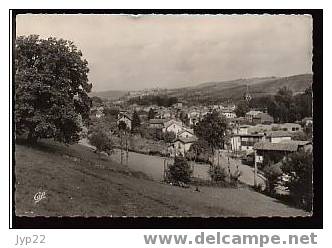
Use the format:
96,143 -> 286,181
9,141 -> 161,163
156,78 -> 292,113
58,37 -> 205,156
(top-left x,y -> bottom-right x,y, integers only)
166,156 -> 192,183
281,151 -> 313,211
209,165 -> 228,183
88,130 -> 113,156
263,163 -> 283,195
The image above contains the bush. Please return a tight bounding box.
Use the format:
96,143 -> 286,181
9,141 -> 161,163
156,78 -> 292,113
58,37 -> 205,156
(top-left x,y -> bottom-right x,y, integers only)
263,163 -> 283,195
281,151 -> 313,211
166,156 -> 192,183
209,165 -> 228,183
88,130 -> 113,156
230,167 -> 242,186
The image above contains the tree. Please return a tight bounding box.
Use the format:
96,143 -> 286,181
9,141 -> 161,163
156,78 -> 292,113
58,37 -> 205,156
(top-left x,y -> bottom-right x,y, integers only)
148,108 -> 156,119
281,151 -> 313,211
15,35 -> 92,144
179,111 -> 190,126
131,110 -> 141,133
235,100 -> 250,117
186,139 -> 213,163
194,111 -> 228,164
166,155 -> 192,183
103,107 -> 119,118
209,165 -> 228,183
118,120 -> 128,132
88,130 -> 113,163
163,131 -> 176,144
263,163 -> 283,195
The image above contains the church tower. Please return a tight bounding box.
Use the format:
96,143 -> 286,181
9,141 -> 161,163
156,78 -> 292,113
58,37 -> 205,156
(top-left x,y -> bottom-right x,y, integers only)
244,84 -> 252,102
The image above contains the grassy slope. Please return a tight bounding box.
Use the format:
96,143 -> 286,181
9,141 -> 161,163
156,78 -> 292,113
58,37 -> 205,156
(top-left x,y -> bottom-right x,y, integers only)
15,140 -> 308,217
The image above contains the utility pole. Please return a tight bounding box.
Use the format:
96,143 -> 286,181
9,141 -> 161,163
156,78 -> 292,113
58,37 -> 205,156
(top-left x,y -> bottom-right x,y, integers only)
120,131 -> 123,165
254,150 -> 257,187
125,133 -> 129,165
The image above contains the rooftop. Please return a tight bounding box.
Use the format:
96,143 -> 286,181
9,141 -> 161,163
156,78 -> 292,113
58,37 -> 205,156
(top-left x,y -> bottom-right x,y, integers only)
149,118 -> 168,124
175,136 -> 198,144
246,110 -> 263,116
254,140 -> 311,152
266,131 -> 293,138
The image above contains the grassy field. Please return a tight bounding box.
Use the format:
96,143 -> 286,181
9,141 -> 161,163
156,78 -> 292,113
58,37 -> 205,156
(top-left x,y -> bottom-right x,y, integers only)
14,139 -> 309,217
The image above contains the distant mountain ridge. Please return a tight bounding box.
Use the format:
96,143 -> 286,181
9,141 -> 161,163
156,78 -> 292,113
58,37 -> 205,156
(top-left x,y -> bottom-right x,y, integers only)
89,90 -> 128,100
168,74 -> 313,103
90,74 -> 312,102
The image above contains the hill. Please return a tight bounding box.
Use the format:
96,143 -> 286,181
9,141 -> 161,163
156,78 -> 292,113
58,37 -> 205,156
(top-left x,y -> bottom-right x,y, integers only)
89,90 -> 128,100
169,74 -> 312,103
89,74 -> 312,103
15,139 -> 307,217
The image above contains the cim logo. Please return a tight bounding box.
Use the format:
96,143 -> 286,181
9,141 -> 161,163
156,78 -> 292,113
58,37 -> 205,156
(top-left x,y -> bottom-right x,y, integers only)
34,191 -> 46,204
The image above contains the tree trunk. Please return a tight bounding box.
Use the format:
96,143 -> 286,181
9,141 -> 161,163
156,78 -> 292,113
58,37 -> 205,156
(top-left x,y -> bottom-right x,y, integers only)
27,130 -> 38,144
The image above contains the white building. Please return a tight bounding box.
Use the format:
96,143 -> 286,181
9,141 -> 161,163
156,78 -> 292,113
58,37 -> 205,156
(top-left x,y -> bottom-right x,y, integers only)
177,129 -> 195,139
265,131 -> 292,143
169,136 -> 198,157
162,119 -> 184,134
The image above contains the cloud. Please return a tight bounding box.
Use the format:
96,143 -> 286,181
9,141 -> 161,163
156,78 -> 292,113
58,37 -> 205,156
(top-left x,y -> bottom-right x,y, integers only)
16,14 -> 313,91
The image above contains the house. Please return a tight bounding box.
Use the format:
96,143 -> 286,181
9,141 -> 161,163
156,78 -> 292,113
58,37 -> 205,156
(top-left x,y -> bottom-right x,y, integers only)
252,112 -> 274,124
117,113 -> 132,130
232,125 -> 251,135
253,140 -> 312,167
169,136 -> 198,157
172,102 -> 183,109
230,133 -> 266,154
162,119 -> 184,134
248,124 -> 273,134
278,123 -> 302,132
245,110 -> 263,123
156,110 -> 173,119
265,131 -> 292,143
177,129 -> 195,139
229,117 -> 248,126
149,118 -> 168,129
220,109 -> 237,119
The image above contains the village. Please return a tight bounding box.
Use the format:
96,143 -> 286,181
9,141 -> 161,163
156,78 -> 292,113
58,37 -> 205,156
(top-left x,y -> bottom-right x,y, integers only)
87,86 -> 313,199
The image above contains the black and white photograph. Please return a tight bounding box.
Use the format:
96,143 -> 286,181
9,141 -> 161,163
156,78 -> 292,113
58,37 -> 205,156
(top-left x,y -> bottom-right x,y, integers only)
12,12 -> 318,220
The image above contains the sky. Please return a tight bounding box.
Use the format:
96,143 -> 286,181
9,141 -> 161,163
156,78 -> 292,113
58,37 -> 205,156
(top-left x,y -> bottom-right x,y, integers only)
16,14 -> 313,92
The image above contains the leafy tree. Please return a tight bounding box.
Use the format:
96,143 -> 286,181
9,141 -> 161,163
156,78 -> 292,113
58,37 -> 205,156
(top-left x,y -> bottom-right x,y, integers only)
148,108 -> 156,119
263,86 -> 312,123
15,35 -> 92,144
118,120 -> 128,132
103,107 -> 119,118
194,111 -> 228,163
235,100 -> 250,117
166,156 -> 192,183
209,165 -> 228,183
88,129 -> 113,163
281,151 -> 313,211
131,110 -> 141,133
186,139 -> 213,163
263,163 -> 283,195
163,131 -> 176,144
179,111 -> 190,126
